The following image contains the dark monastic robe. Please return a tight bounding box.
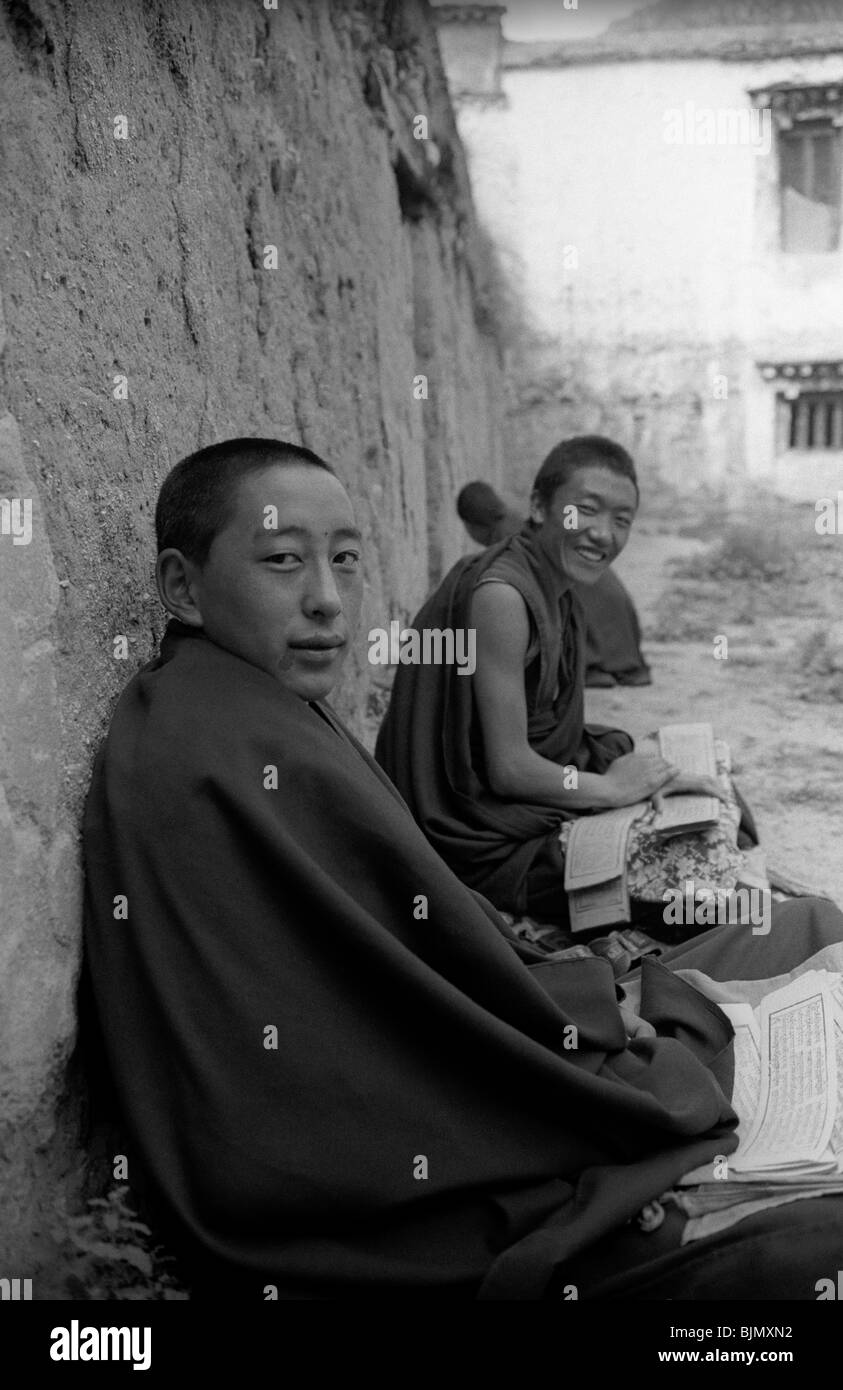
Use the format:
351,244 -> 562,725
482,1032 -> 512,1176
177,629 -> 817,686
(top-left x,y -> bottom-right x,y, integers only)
467,509 -> 650,687
82,621 -> 754,1300
578,568 -> 652,687
475,506 -> 524,546
376,528 -> 632,917
82,623 -> 843,1298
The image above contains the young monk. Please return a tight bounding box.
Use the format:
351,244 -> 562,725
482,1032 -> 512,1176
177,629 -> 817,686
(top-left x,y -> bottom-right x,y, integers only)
456,477 -> 651,688
379,436 -> 754,929
83,437 -> 843,1300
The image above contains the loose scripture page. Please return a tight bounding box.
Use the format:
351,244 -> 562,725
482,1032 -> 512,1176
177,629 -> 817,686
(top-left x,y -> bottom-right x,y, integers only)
564,803 -> 647,933
718,1002 -> 762,1142
567,877 -> 630,934
677,1003 -> 763,1186
563,804 -> 648,890
658,722 -> 718,777
831,980 -> 843,1170
678,967 -> 843,1188
736,972 -> 837,1172
654,723 -> 721,837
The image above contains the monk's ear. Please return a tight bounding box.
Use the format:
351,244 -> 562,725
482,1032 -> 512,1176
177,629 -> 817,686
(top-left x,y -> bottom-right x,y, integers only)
528,489 -> 545,527
156,549 -> 205,627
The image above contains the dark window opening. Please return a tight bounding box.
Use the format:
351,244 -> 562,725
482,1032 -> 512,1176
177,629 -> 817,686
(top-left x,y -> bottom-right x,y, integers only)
783,391 -> 843,450
779,122 -> 842,252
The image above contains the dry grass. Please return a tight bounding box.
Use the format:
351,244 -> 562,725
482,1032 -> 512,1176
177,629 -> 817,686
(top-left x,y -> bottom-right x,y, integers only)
646,489 -> 840,642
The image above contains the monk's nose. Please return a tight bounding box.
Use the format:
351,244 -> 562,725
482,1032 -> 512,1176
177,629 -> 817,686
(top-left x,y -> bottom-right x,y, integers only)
584,517 -> 611,546
304,565 -> 342,618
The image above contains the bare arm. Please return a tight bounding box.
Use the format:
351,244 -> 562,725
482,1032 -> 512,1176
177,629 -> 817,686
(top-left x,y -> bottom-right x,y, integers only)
470,583 -> 678,811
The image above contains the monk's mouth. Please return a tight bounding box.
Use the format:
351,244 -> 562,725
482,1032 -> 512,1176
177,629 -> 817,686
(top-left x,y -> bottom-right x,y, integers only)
572,544 -> 607,565
289,640 -> 345,657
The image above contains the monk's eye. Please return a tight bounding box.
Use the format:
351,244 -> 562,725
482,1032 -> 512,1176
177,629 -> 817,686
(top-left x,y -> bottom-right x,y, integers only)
264,552 -> 302,569
333,551 -> 361,571
614,516 -> 633,530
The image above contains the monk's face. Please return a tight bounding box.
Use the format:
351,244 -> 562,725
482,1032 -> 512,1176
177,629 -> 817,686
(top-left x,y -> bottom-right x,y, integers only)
189,464 -> 364,700
530,464 -> 637,586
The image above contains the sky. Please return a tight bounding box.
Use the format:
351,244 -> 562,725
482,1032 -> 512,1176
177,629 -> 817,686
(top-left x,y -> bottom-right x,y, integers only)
501,0 -> 652,43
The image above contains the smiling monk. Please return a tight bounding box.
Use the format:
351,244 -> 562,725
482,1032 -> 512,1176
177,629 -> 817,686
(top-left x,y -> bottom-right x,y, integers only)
82,435 -> 843,1302
377,436 -> 753,928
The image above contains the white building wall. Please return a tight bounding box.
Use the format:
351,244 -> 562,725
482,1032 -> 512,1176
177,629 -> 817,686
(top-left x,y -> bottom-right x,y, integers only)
455,52 -> 843,499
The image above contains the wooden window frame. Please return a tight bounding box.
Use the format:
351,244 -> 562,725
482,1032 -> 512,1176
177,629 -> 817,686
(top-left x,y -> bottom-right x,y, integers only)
780,390 -> 843,451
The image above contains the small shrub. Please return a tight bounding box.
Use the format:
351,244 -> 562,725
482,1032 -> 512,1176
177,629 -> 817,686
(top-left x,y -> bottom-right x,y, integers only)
649,589 -> 719,642
674,522 -> 797,583
796,622 -> 843,702
650,578 -> 758,641
51,1186 -> 189,1300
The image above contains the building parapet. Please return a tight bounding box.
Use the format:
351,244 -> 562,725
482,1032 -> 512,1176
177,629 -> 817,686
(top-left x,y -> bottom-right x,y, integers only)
749,81 -> 843,127
759,360 -> 843,386
505,26 -> 843,70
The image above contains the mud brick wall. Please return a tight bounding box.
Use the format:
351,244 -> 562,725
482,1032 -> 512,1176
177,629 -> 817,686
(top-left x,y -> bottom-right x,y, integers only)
0,0 -> 504,1279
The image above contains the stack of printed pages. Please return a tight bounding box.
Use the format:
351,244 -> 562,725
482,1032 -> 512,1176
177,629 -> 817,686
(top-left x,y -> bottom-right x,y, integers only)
674,968 -> 843,1242
652,723 -> 721,838
564,722 -> 722,932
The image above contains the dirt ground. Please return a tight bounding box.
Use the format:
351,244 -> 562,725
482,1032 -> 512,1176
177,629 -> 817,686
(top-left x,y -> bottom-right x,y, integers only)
584,495 -> 843,909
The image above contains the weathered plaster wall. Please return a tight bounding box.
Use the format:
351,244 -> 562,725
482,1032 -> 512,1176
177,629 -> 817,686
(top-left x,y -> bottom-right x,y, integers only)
0,0 -> 504,1282
455,53 -> 843,502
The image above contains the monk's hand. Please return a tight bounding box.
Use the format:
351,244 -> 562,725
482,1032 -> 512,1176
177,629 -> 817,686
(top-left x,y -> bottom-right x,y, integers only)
619,1003 -> 657,1041
602,752 -> 678,807
653,771 -> 730,813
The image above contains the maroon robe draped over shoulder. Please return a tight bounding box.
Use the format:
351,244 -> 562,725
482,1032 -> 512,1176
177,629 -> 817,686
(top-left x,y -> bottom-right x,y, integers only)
375,528 -> 632,915
578,568 -> 651,687
470,509 -> 651,687
82,622 -> 843,1299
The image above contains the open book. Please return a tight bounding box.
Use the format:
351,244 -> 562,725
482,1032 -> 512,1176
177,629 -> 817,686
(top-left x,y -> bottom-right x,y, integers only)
564,802 -> 646,933
564,722 -> 722,932
652,723 -> 721,838
674,969 -> 843,1240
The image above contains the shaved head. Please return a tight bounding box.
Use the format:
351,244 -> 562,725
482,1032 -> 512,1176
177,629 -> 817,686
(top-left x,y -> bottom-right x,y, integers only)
155,437 -> 335,566
532,436 -> 638,510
